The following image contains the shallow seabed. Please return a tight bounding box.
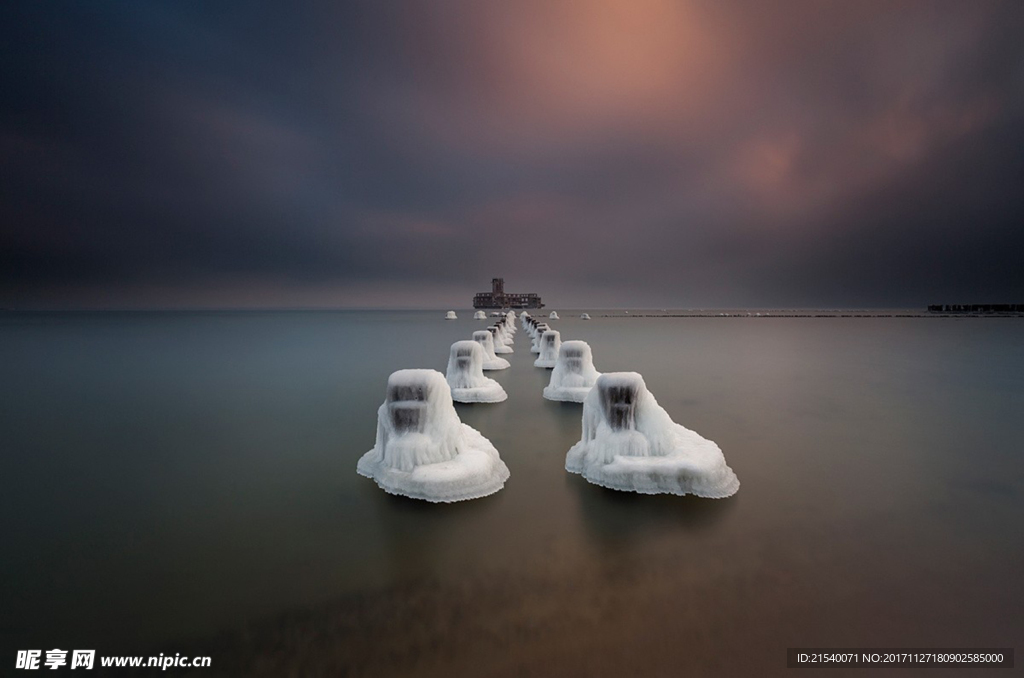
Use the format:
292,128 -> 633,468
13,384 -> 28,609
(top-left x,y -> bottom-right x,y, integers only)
1,310 -> 1021,676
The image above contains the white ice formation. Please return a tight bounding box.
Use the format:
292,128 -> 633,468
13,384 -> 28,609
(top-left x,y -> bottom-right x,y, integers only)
543,341 -> 600,402
580,313 -> 591,320
488,325 -> 513,354
500,320 -> 516,345
549,311 -> 560,320
472,331 -> 510,370
357,369 -> 510,502
533,329 -> 561,368
445,341 -> 507,403
501,315 -> 516,336
565,372 -> 739,498
474,310 -> 487,320
530,323 -> 550,353
445,310 -> 457,320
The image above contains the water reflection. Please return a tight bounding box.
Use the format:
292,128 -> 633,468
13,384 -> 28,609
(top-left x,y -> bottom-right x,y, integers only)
567,473 -> 738,549
3,311 -> 1022,674
364,474 -> 508,584
546,400 -> 585,438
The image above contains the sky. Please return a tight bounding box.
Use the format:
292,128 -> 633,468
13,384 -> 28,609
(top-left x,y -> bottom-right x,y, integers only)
2,0 -> 1023,309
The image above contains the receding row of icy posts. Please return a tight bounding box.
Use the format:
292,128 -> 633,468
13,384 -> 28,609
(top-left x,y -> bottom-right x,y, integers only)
359,307 -> 737,502
525,317 -> 550,353
357,312 -> 519,501
471,330 -> 510,370
446,313 -> 516,402
520,313 -> 593,399
486,316 -> 514,354
452,311 -> 589,323
357,368 -> 739,502
358,309 -> 503,500
469,311 -> 515,371
527,312 -> 739,496
525,319 -> 599,402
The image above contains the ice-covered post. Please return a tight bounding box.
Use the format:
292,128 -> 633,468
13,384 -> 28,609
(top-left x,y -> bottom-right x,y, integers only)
356,369 -> 510,502
445,341 -> 507,403
543,341 -> 601,402
534,330 -> 561,368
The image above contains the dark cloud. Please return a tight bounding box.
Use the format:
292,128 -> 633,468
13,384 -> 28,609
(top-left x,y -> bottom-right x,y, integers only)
2,0 -> 1023,308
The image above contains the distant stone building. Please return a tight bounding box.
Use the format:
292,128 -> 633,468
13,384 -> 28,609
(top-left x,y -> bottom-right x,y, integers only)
473,278 -> 544,309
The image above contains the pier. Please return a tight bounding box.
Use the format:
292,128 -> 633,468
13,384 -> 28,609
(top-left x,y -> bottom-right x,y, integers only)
927,304 -> 1024,314
473,278 -> 544,309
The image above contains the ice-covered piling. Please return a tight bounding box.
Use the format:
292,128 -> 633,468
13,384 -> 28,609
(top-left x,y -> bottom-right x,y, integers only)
472,331 -> 510,370
565,372 -> 739,498
446,341 -> 507,403
544,341 -> 600,402
495,318 -> 513,341
445,311 -> 457,320
530,324 -> 550,353
487,325 -> 513,354
357,369 -> 510,502
474,310 -> 487,320
533,330 -> 561,368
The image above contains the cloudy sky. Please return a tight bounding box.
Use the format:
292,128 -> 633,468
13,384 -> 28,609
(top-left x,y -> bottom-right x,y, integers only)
2,0 -> 1023,309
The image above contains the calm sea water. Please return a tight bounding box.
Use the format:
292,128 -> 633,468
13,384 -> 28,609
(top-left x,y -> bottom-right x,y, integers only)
1,311 -> 1021,676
